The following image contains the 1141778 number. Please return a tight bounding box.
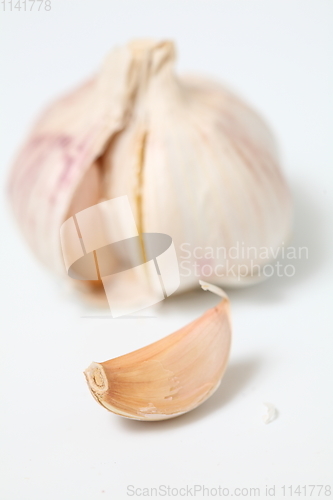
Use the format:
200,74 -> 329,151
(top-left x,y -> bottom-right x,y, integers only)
1,0 -> 51,11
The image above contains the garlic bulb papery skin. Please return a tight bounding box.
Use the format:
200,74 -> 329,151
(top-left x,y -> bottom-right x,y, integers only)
84,281 -> 231,420
8,40 -> 292,295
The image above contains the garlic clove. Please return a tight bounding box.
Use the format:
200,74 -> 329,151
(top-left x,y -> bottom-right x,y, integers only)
8,43 -> 137,273
84,281 -> 231,420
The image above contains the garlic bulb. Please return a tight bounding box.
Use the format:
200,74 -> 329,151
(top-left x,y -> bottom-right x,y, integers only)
84,281 -> 231,420
8,39 -> 292,294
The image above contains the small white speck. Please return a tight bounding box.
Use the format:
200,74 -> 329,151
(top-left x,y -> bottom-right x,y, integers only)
262,402 -> 277,424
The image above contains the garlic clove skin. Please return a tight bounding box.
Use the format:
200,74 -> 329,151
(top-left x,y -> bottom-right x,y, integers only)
84,281 -> 231,420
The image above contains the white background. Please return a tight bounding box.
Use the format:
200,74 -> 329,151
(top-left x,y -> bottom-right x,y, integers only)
1,1 -> 332,499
